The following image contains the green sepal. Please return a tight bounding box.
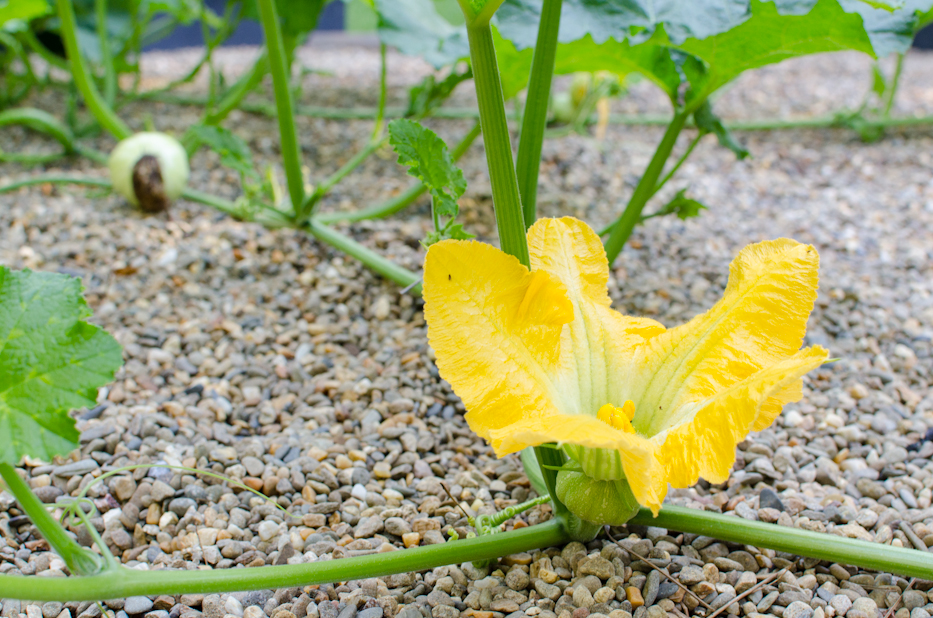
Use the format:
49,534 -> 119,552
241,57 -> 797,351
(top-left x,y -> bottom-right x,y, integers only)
520,446 -> 548,496
555,469 -> 641,527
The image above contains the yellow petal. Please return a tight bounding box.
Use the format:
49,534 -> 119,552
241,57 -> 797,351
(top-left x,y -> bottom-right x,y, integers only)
493,347 -> 825,514
528,218 -> 665,416
422,239 -> 574,441
632,239 -> 821,438
659,346 -> 829,494
487,412 -> 668,512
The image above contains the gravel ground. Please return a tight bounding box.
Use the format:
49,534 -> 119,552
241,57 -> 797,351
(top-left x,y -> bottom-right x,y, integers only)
2,36 -> 933,618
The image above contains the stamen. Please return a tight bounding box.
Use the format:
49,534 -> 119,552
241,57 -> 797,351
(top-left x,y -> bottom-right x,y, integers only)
597,402 -> 637,434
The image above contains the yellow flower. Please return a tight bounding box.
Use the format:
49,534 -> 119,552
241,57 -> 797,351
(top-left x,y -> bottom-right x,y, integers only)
423,217 -> 828,515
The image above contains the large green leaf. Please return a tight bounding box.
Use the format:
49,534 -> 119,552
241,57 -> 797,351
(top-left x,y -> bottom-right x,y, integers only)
374,0 -> 469,68
0,0 -> 50,28
0,268 -> 123,465
495,0 -> 749,47
495,0 -> 927,107
678,0 -> 876,101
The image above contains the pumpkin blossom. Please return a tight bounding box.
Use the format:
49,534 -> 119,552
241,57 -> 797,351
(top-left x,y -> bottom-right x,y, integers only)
423,217 -> 828,518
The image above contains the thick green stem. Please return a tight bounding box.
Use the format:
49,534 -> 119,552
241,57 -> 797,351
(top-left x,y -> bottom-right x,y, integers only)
94,0 -> 117,106
316,122 -> 481,224
631,506 -> 933,580
466,22 -> 529,266
652,131 -> 701,197
256,0 -> 305,219
0,463 -> 103,576
603,109 -> 689,264
305,220 -> 423,293
515,0 -> 563,228
54,0 -> 131,140
0,519 -> 568,601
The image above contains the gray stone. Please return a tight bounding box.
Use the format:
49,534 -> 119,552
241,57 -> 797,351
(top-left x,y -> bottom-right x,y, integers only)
830,595 -> 853,616
431,607 -> 459,618
574,586 -> 596,608
384,517 -> 411,536
642,571 -> 660,607
678,565 -> 705,586
54,460 -> 99,478
336,605 -> 356,618
34,486 -> 63,503
169,497 -> 197,516
852,597 -> 878,617
203,596 -> 224,618
903,592 -> 926,610
506,567 -> 529,591
124,598 -> 154,615
578,557 -> 615,580
712,558 -> 744,572
759,488 -> 785,511
149,480 -> 176,503
354,515 -> 384,538
783,602 -> 813,618
42,603 -> 63,618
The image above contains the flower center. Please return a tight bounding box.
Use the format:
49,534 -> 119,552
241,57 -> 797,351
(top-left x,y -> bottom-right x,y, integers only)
597,401 -> 636,434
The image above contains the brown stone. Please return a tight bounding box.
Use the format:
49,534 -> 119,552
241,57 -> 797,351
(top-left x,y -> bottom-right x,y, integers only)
626,587 -> 644,608
243,477 -> 264,491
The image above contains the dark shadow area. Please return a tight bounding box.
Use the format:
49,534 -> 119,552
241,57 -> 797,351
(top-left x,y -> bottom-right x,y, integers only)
915,23 -> 933,49
143,0 -> 344,50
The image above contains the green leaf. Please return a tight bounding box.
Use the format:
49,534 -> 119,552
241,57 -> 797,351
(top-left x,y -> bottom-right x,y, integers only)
388,119 -> 466,218
693,100 -> 749,159
187,125 -> 258,179
675,0 -> 882,101
374,0 -> 469,68
495,0 -> 750,48
656,188 -> 708,220
495,0 -> 920,109
0,0 -> 50,27
0,268 -> 123,465
405,66 -> 473,119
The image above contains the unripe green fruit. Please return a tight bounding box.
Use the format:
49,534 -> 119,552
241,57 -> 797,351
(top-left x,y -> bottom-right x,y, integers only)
551,91 -> 575,125
555,469 -> 641,526
108,132 -> 189,212
570,72 -> 592,108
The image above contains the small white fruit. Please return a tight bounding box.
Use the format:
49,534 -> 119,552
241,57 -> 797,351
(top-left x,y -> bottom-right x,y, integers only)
108,132 -> 189,212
